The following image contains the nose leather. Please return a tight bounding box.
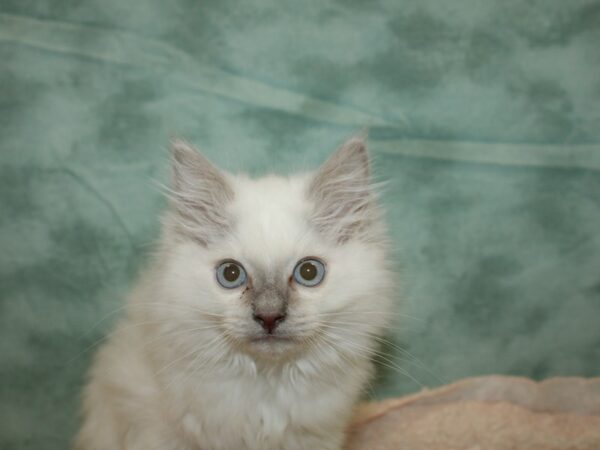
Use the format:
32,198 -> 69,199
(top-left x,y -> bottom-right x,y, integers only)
253,312 -> 286,334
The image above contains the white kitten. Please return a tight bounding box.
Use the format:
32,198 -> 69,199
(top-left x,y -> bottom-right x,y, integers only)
76,137 -> 393,450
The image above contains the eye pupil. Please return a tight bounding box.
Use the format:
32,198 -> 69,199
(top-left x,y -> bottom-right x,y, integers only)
300,262 -> 317,281
223,264 -> 240,282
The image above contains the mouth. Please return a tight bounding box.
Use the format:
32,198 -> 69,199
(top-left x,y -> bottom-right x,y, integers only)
245,334 -> 300,356
249,334 -> 294,343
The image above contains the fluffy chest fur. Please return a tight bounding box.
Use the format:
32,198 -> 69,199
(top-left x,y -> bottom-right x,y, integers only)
176,355 -> 369,450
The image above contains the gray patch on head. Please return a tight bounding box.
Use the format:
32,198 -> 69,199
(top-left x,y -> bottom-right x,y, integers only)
245,266 -> 291,317
252,284 -> 288,317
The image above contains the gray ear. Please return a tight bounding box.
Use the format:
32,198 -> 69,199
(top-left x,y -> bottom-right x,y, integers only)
309,137 -> 376,243
169,139 -> 234,245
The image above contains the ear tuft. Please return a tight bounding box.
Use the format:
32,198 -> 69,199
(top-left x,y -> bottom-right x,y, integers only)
309,137 -> 378,243
167,139 -> 234,245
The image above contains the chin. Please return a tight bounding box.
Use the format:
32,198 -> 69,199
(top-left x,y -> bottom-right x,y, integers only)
244,335 -> 304,359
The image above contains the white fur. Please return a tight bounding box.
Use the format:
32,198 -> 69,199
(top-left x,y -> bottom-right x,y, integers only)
76,139 -> 393,450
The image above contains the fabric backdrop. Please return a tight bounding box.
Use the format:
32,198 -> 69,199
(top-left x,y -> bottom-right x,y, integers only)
1,0 -> 599,448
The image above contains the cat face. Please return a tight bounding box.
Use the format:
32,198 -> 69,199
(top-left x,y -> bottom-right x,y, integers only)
158,138 -> 392,361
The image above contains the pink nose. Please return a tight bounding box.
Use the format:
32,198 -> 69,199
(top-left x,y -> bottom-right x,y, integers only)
253,313 -> 286,334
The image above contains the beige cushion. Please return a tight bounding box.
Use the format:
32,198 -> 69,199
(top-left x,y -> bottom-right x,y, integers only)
346,376 -> 600,450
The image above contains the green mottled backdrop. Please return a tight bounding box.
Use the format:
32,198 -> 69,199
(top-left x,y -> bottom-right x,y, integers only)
1,0 -> 599,448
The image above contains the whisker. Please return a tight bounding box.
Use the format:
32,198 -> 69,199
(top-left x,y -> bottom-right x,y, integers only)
318,322 -> 442,384
64,319 -> 173,367
79,304 -> 130,338
127,302 -> 226,317
316,334 -> 378,399
139,324 -> 222,354
155,334 -> 222,377
77,302 -> 226,344
369,335 -> 445,385
65,318 -> 221,367
318,310 -> 424,323
319,327 -> 426,390
164,338 -> 228,391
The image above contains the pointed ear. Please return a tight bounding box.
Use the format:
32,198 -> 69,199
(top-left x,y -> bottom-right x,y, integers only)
308,137 -> 376,243
168,139 -> 234,245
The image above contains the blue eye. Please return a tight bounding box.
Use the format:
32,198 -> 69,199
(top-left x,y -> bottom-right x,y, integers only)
293,258 -> 326,287
216,261 -> 247,289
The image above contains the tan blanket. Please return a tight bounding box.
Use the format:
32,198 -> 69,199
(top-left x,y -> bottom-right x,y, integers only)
347,376 -> 600,450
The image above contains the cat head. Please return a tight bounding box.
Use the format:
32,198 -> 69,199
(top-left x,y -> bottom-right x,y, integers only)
155,138 -> 392,363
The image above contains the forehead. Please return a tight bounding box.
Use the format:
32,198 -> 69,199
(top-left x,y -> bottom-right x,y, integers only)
227,174 -> 315,266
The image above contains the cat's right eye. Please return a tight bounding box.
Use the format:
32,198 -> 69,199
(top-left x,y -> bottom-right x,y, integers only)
216,260 -> 247,289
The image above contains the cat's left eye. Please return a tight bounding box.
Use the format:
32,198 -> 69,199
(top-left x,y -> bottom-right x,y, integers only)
293,258 -> 326,287
216,260 -> 247,289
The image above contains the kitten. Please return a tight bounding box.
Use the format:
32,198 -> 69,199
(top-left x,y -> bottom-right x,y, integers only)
76,137 -> 393,450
